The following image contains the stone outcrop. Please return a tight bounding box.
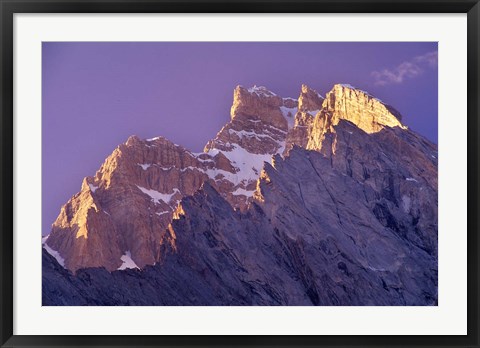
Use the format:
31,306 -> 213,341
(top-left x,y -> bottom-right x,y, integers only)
306,84 -> 407,152
47,136 -> 211,271
43,143 -> 437,305
204,85 -> 292,155
43,81 -> 437,307
298,84 -> 324,112
46,85 -> 298,272
283,85 -> 323,153
202,85 -> 298,208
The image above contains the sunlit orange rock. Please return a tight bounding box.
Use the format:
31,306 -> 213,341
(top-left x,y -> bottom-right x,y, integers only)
44,82 -> 433,276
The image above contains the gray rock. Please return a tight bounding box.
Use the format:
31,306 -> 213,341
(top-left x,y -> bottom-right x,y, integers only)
43,134 -> 437,305
42,83 -> 437,306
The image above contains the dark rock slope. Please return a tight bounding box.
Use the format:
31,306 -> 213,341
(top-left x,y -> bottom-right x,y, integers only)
43,83 -> 437,306
43,136 -> 437,305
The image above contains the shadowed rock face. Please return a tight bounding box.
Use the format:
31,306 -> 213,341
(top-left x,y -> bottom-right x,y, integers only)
43,144 -> 437,306
43,83 -> 437,306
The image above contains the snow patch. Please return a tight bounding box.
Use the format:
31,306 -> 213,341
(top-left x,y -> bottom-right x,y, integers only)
279,106 -> 298,129
247,85 -> 277,97
88,184 -> 98,193
210,144 -> 274,186
367,265 -> 386,272
137,186 -> 180,205
180,166 -> 199,173
232,187 -> 254,197
191,145 -> 279,190
43,243 -> 66,268
228,129 -> 279,142
401,195 -> 411,213
266,125 -> 287,135
406,177 -> 418,182
195,157 -> 214,163
117,251 -> 139,270
138,163 -> 151,170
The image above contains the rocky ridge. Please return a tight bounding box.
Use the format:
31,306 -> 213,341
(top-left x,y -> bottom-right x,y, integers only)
43,82 -> 437,306
45,84 -> 302,271
43,142 -> 437,305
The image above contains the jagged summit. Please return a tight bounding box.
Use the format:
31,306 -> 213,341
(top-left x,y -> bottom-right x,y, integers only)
298,84 -> 324,113
43,82 -> 432,274
43,141 -> 438,305
330,83 -> 405,125
245,85 -> 278,97
303,84 -> 408,152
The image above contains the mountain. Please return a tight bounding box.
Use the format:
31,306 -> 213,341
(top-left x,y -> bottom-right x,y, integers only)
42,83 -> 438,306
45,85 -> 302,271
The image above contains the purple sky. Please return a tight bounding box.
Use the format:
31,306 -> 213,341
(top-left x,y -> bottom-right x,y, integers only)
42,42 -> 438,235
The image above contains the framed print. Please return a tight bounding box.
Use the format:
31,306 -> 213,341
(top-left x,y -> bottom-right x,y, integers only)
1,0 -> 479,347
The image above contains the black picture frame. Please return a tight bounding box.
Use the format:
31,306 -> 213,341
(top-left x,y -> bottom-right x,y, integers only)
1,1 -> 479,347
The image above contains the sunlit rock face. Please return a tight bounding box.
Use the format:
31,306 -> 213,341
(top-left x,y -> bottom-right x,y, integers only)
324,84 -> 405,132
205,85 -> 290,155
43,142 -> 437,305
46,85 -> 297,272
298,84 -> 324,112
203,85 -> 299,209
44,81 -> 438,307
46,136 -> 209,271
284,84 -> 323,153
306,84 -> 407,152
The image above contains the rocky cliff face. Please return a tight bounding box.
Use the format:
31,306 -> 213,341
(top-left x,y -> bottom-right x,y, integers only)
46,85 -> 297,272
283,84 -> 322,153
46,136 -> 216,270
43,83 -> 438,306
306,84 -> 407,152
43,146 -> 437,306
